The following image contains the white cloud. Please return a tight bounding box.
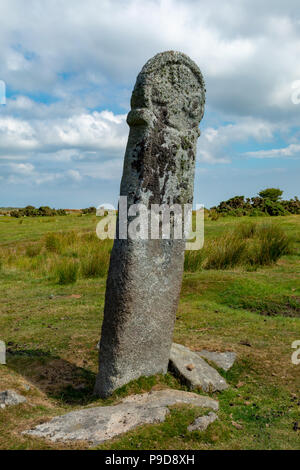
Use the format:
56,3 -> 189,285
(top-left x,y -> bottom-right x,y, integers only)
0,0 -> 299,201
0,0 -> 299,121
9,162 -> 34,174
197,117 -> 275,163
245,143 -> 300,159
0,109 -> 128,159
67,169 -> 82,181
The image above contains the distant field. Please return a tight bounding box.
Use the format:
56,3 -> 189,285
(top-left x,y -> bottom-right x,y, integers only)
0,214 -> 97,245
0,214 -> 299,450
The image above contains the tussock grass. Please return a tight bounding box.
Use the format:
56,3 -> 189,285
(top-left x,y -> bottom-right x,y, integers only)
247,223 -> 292,266
45,233 -> 62,253
81,250 -> 109,278
233,222 -> 257,239
0,229 -> 113,284
55,259 -> 79,285
25,244 -> 42,258
184,249 -> 205,272
184,222 -> 293,272
204,235 -> 246,270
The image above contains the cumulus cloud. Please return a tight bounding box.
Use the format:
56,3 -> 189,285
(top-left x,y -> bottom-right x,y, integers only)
197,117 -> 276,163
0,0 -> 299,205
245,143 -> 300,159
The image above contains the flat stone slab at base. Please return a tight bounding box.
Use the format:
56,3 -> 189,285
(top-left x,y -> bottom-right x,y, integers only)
197,350 -> 236,371
169,343 -> 229,392
0,390 -> 27,408
24,389 -> 218,446
188,411 -> 218,432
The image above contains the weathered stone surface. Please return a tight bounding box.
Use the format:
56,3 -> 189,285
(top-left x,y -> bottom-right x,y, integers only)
197,350 -> 236,371
0,390 -> 26,408
94,51 -> 205,397
169,343 -> 228,392
188,411 -> 218,432
121,389 -> 219,410
24,389 -> 217,445
0,341 -> 5,365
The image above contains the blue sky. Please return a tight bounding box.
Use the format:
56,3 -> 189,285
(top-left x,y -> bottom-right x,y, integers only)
0,0 -> 299,209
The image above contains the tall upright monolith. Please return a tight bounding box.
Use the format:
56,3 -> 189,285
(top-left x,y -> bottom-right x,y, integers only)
94,51 -> 205,397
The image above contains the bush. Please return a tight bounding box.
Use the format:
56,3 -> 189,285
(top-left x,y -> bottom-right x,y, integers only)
81,207 -> 96,215
281,197 -> 300,214
209,210 -> 219,221
263,200 -> 287,216
211,188 -> 299,217
56,260 -> 79,284
10,205 -> 67,217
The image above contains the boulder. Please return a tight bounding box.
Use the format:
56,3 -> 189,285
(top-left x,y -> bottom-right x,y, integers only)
24,389 -> 218,445
169,343 -> 228,392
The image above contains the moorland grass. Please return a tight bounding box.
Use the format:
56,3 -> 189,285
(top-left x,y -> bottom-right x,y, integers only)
0,214 -> 299,449
185,221 -> 293,272
55,260 -> 79,285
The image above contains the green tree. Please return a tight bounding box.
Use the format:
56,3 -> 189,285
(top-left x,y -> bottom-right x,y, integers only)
258,188 -> 283,202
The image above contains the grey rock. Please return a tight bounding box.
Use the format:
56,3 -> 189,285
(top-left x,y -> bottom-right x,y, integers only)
0,341 -> 5,365
188,411 -> 218,432
169,343 -> 228,392
94,51 -> 205,398
121,388 -> 219,410
0,390 -> 27,408
24,389 -> 217,445
197,350 -> 236,371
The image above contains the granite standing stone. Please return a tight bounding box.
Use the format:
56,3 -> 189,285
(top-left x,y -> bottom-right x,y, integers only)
94,51 -> 205,397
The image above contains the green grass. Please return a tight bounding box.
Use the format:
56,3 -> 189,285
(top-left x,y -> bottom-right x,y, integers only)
55,260 -> 79,285
0,214 -> 299,449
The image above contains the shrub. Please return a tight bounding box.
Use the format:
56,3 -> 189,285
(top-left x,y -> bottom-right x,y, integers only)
263,200 -> 287,216
209,210 -> 219,221
249,209 -> 267,217
81,206 -> 96,215
56,260 -> 79,284
282,197 -> 300,214
9,205 -> 67,217
211,188 -> 298,217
